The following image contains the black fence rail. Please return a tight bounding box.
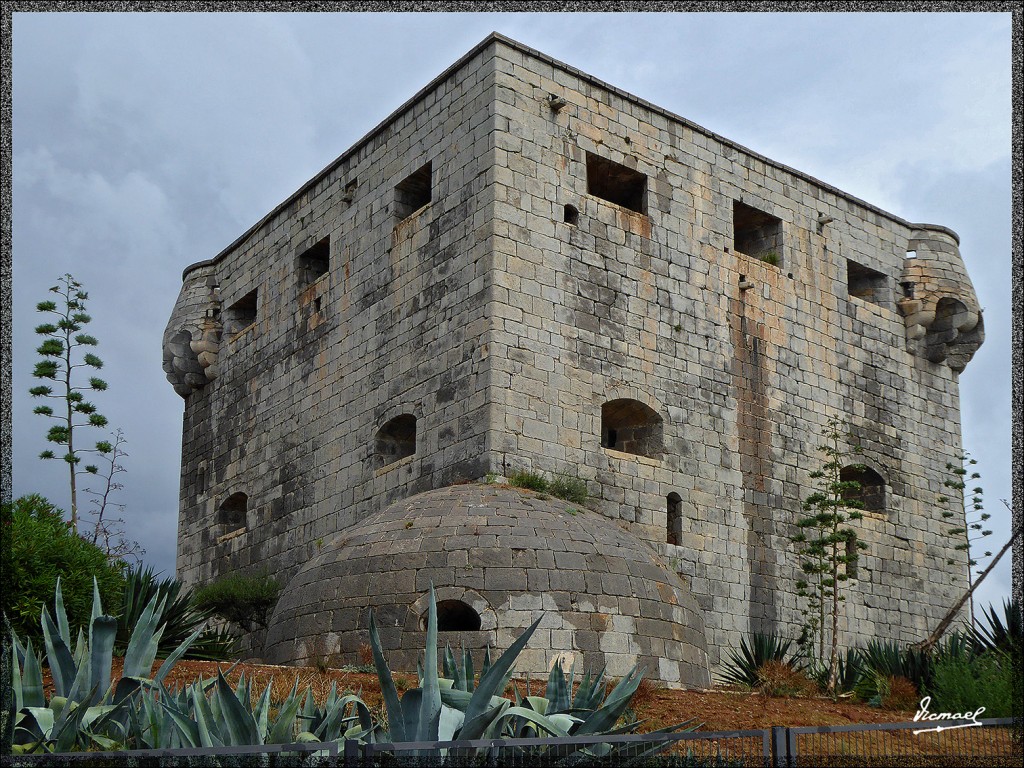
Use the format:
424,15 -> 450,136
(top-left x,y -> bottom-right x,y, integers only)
350,728 -> 770,766
7,718 -> 1019,767
6,741 -> 339,767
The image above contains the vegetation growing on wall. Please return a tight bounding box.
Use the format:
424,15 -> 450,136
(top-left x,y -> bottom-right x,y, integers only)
790,416 -> 868,697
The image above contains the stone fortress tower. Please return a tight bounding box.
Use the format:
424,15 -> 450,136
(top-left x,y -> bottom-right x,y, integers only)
163,34 -> 984,687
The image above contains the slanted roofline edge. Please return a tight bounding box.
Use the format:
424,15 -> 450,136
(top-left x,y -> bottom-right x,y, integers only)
182,31 -> 954,281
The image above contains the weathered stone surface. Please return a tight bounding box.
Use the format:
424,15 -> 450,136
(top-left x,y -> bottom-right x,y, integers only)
264,485 -> 711,688
166,33 -> 980,682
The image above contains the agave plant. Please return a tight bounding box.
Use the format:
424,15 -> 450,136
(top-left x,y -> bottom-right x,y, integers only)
807,647 -> 864,695
366,585 -> 696,764
117,566 -> 235,661
855,639 -> 936,704
148,670 -> 374,751
10,577 -> 203,753
969,598 -> 1020,659
718,632 -> 803,688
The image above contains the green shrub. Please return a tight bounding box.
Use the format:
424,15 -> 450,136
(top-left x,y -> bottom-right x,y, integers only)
755,659 -> 817,698
808,646 -> 864,694
3,494 -> 124,643
929,651 -> 1014,718
507,470 -> 588,503
506,470 -> 550,492
193,571 -> 281,632
970,598 -> 1021,660
858,638 -> 933,696
548,474 -> 588,504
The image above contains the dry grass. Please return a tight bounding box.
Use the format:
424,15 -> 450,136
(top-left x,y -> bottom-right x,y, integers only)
880,675 -> 919,711
49,657 -> 935,732
358,642 -> 374,666
755,660 -> 818,698
628,676 -> 659,711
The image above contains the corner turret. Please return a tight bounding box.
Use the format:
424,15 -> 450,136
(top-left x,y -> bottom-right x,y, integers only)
898,225 -> 984,371
162,264 -> 222,397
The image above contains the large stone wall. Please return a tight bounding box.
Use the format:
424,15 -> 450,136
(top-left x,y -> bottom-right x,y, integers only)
164,34 -> 983,679
480,37 -> 982,667
166,43 -> 501,593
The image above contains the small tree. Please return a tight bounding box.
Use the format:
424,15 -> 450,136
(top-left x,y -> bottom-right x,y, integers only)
193,572 -> 282,634
791,416 -> 867,697
81,428 -> 144,566
29,274 -> 109,533
938,452 -> 992,628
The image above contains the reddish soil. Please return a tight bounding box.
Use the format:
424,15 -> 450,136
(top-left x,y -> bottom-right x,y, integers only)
81,658 -> 920,732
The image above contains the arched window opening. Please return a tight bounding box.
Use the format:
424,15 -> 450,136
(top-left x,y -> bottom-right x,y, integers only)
218,492 -> 248,531
375,414 -> 417,468
420,600 -> 481,632
563,204 -> 579,225
666,492 -> 682,546
840,465 -> 886,514
601,399 -> 663,459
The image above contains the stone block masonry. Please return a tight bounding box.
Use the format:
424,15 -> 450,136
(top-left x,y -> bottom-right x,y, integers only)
163,33 -> 984,684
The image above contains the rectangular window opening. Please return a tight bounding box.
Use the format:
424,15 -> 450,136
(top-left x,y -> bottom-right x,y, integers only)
733,200 -> 783,266
296,237 -> 330,286
847,259 -> 889,306
395,162 -> 432,221
586,152 -> 647,214
224,289 -> 258,336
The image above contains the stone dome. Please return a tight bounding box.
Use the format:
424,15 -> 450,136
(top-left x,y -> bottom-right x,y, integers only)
263,485 -> 710,688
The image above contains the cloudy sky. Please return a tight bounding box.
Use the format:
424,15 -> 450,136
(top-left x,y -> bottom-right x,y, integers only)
10,11 -> 1015,617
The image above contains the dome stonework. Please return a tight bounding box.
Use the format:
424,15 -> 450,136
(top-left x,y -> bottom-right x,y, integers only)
264,485 -> 711,688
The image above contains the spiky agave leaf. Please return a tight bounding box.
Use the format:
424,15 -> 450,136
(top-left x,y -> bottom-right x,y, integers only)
40,607 -> 75,699
571,666 -> 607,711
718,632 -> 800,687
574,666 -> 645,736
456,615 -> 542,740
267,676 -> 305,744
971,598 -> 1021,657
212,669 -> 261,745
13,635 -> 46,710
416,583 -> 442,743
545,661 -> 571,714
368,610 -> 406,743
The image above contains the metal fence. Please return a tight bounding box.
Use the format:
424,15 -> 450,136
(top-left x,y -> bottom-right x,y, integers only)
6,741 -> 339,767
7,718 -> 1019,767
785,717 -> 1019,768
350,728 -> 771,766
